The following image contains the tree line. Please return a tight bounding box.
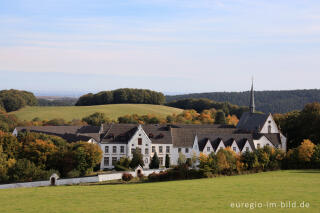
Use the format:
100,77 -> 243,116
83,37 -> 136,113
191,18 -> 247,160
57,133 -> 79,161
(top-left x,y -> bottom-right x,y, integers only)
274,102 -> 320,149
0,89 -> 38,112
38,97 -> 77,106
166,89 -> 320,114
0,131 -> 102,183
166,98 -> 248,118
82,109 -> 239,126
75,88 -> 165,106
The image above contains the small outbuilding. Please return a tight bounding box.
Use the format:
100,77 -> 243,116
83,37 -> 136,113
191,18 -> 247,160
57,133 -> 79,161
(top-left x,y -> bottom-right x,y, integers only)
49,173 -> 59,186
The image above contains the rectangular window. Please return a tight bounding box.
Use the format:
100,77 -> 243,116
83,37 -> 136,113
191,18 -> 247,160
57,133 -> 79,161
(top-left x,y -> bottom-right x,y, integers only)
178,148 -> 181,152
257,143 -> 261,149
166,146 -> 170,153
104,157 -> 109,166
152,146 -> 155,153
185,148 -> 189,153
145,158 -> 148,164
120,146 -> 124,153
112,157 -> 117,166
159,157 -> 163,165
159,146 -> 163,153
138,138 -> 142,145
105,146 -> 109,153
207,147 -> 210,152
113,146 -> 117,153
131,148 -> 135,154
246,147 -> 249,152
145,148 -> 149,155
233,147 -> 236,152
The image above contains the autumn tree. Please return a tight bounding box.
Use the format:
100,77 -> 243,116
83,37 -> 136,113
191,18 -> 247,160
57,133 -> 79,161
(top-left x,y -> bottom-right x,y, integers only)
82,112 -> 111,126
226,115 -> 239,126
298,139 -> 315,162
22,139 -> 57,169
71,142 -> 103,175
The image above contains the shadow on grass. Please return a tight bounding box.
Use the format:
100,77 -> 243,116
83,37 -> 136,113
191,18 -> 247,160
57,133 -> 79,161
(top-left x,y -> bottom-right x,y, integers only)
288,170 -> 320,174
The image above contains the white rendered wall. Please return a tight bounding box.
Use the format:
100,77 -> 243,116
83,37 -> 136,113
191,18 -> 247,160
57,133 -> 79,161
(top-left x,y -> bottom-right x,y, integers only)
241,141 -> 253,153
260,114 -> 279,134
253,136 -> 274,149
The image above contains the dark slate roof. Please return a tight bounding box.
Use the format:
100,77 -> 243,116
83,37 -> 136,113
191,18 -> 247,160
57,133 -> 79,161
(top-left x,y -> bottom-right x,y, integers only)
142,125 -> 172,144
237,112 -> 269,132
101,124 -> 173,144
171,128 -> 197,148
198,139 -> 208,151
171,125 -> 241,148
15,126 -> 100,142
196,133 -> 255,151
101,124 -> 138,144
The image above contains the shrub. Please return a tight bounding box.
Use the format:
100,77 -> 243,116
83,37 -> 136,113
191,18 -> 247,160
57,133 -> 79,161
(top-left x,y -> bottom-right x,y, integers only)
122,173 -> 133,182
115,164 -> 130,171
8,159 -> 48,182
137,173 -> 145,180
66,169 -> 80,178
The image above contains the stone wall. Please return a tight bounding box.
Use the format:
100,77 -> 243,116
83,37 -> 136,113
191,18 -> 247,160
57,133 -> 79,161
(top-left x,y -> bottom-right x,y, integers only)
0,168 -> 166,189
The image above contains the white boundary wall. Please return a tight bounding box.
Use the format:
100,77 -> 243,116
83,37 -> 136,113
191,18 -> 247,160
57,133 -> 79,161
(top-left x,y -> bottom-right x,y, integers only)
0,168 -> 166,189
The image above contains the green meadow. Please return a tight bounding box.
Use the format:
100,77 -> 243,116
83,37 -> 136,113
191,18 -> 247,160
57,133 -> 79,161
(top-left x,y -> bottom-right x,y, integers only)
9,104 -> 183,121
0,170 -> 319,213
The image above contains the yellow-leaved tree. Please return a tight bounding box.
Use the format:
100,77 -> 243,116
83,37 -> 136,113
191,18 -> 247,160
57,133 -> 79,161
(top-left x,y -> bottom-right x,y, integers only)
298,139 -> 315,162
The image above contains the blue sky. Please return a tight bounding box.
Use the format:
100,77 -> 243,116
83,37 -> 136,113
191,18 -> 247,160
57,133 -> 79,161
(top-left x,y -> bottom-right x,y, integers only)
1,0 -> 320,95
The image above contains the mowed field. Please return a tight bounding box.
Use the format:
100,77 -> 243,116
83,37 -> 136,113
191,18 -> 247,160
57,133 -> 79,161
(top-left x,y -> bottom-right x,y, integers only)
0,170 -> 319,213
9,104 -> 183,121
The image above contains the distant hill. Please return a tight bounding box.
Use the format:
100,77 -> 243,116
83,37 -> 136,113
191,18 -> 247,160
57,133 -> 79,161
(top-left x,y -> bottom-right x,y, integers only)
9,104 -> 183,121
37,97 -> 77,106
166,89 -> 320,114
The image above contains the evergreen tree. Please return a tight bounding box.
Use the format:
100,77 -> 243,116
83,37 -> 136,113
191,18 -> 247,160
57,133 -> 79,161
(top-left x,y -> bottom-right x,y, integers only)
129,148 -> 144,169
215,110 -> 226,124
149,152 -> 160,169
165,154 -> 170,168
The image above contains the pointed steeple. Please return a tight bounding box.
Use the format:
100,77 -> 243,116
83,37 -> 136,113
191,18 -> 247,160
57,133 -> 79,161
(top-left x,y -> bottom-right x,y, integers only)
249,78 -> 255,114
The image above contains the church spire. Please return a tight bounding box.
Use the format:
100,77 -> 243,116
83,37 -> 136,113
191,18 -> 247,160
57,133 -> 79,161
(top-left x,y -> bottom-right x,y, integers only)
249,78 -> 255,113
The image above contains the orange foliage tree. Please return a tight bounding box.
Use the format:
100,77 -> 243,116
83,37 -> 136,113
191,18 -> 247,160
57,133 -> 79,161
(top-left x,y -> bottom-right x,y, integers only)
298,139 -> 315,162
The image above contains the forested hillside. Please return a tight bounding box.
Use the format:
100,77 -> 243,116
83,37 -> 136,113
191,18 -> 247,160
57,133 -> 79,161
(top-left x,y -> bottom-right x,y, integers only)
166,89 -> 320,113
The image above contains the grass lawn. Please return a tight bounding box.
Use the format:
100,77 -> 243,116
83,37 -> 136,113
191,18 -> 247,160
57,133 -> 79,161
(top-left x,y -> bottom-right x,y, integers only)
9,104 -> 183,121
0,170 -> 319,213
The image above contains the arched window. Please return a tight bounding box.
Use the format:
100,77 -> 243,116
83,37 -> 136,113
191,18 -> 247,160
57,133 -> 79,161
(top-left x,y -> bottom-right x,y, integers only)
268,125 -> 272,133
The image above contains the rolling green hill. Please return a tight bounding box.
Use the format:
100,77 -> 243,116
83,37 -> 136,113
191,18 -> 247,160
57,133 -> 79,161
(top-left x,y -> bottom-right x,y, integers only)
9,104 -> 183,121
